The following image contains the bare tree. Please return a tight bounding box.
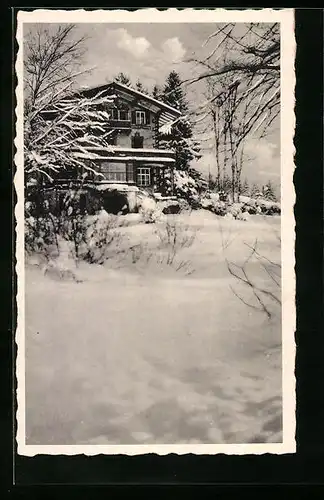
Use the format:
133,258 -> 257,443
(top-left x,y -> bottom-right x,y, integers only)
24,87 -> 116,186
187,22 -> 280,138
24,24 -> 88,109
195,79 -> 224,191
195,75 -> 254,201
23,24 -> 117,200
187,23 -> 280,199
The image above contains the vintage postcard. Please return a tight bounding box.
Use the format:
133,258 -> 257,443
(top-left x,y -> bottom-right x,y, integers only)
15,8 -> 296,456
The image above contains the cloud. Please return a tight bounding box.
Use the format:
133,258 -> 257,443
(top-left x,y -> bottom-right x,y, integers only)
78,26 -> 191,91
161,37 -> 186,62
115,28 -> 151,59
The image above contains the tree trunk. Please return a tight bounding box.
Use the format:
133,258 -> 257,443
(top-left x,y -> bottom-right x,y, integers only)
212,109 -> 221,191
231,164 -> 235,204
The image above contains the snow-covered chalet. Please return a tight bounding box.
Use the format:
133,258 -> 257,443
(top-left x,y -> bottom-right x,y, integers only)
45,81 -> 182,213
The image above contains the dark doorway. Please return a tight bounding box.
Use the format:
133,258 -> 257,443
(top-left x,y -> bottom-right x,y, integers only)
102,190 -> 129,215
132,132 -> 144,148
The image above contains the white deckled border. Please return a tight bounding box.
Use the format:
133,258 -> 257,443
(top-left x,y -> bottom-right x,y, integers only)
15,8 -> 296,457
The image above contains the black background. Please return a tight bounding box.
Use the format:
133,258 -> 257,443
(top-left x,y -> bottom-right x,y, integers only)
1,5 -> 324,496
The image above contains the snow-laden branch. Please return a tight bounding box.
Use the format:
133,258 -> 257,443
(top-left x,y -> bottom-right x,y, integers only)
158,115 -> 188,135
24,85 -> 118,183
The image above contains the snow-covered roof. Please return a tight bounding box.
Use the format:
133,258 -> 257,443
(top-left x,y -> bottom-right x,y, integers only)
74,153 -> 175,164
79,81 -> 182,118
84,146 -> 175,155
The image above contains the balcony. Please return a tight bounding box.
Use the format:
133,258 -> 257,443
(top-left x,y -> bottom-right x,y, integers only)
111,147 -> 176,162
76,146 -> 176,165
106,119 -> 131,129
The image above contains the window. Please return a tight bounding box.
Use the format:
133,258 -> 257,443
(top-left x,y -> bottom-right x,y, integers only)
101,162 -> 127,182
119,109 -> 129,121
132,133 -> 144,149
110,108 -> 130,121
126,164 -> 134,183
135,110 -> 146,125
111,108 -> 118,120
137,167 -> 151,187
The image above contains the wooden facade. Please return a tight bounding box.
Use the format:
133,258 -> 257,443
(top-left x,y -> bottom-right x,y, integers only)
74,81 -> 181,193
41,82 -> 181,213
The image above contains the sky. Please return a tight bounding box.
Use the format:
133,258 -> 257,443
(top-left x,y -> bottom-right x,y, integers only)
24,22 -> 280,192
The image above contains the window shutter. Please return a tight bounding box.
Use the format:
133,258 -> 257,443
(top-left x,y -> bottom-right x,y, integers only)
126,163 -> 134,182
145,110 -> 150,124
131,111 -> 136,124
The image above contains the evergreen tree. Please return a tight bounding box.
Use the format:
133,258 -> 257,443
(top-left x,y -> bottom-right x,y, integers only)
161,70 -> 188,113
250,182 -> 260,198
135,79 -> 148,94
222,174 -> 232,194
114,72 -> 132,86
263,180 -> 277,201
152,84 -> 162,100
159,73 -> 200,170
157,71 -> 202,201
240,178 -> 250,196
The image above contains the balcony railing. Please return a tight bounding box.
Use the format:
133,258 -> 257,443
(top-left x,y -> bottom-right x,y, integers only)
112,148 -> 176,160
83,146 -> 175,159
72,146 -> 176,165
107,119 -> 131,128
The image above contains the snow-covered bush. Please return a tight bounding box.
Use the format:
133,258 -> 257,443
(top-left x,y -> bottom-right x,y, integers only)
162,169 -> 202,208
25,207 -> 60,259
26,200 -> 126,266
25,216 -> 50,257
192,189 -> 281,219
223,196 -> 281,218
200,196 -> 214,211
158,199 -> 182,215
174,170 -> 200,204
255,199 -> 281,215
227,203 -> 243,218
60,209 -> 127,264
236,211 -> 250,222
200,193 -> 228,216
137,193 -> 156,212
212,201 -> 227,216
60,211 -> 88,262
241,198 -> 258,214
177,198 -> 191,212
210,192 -> 220,203
83,211 -> 124,264
239,195 -> 252,204
137,194 -> 164,223
155,219 -> 196,264
124,241 -> 195,277
141,207 -> 164,224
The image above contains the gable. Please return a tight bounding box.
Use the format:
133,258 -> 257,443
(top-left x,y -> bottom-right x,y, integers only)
80,81 -> 182,122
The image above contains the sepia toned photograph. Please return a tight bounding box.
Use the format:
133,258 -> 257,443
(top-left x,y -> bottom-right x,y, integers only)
15,9 -> 296,456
